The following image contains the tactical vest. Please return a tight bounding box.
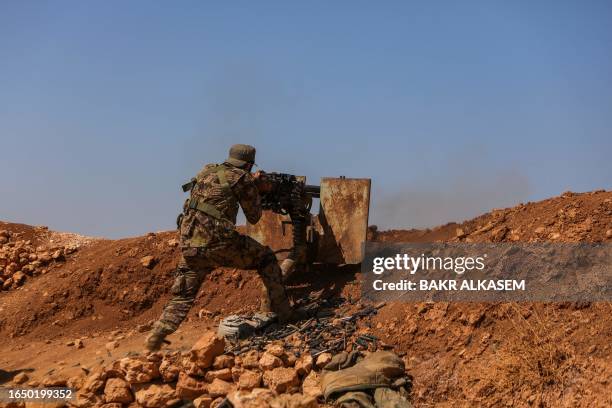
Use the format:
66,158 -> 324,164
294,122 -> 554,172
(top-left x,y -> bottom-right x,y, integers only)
181,163 -> 238,222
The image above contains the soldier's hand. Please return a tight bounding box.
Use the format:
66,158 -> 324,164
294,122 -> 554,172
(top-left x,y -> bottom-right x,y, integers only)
253,171 -> 273,193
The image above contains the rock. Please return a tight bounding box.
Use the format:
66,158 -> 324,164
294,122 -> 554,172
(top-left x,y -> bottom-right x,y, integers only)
228,388 -> 277,408
205,368 -> 232,382
13,372 -> 29,384
100,404 -> 123,408
13,271 -> 26,285
75,339 -> 85,349
140,255 -> 157,269
241,350 -> 260,369
159,358 -> 181,383
294,355 -> 313,376
37,252 -> 52,264
119,357 -> 160,384
42,375 -> 67,387
606,229 -> 612,238
167,238 -> 179,247
315,352 -> 332,369
80,372 -> 106,394
259,352 -> 283,370
103,378 -> 133,404
190,331 -> 225,369
265,343 -> 286,358
491,226 -> 509,242
302,371 -> 323,399
207,378 -> 235,398
67,374 -> 86,390
2,278 -> 12,290
72,391 -> 103,408
51,249 -> 65,261
262,367 -> 299,394
193,395 -> 213,408
105,341 -> 119,351
270,393 -> 318,408
456,228 -> 467,238
212,354 -> 235,369
176,371 -> 208,400
238,370 -> 262,390
132,383 -> 176,408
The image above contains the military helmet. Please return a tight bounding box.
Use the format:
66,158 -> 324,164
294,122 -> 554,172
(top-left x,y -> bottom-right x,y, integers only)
226,144 -> 256,168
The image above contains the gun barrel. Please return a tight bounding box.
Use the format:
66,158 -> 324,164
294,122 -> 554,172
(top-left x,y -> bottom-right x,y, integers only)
304,184 -> 320,198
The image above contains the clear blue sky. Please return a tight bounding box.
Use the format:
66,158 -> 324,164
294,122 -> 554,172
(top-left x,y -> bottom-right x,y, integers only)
1,1 -> 611,237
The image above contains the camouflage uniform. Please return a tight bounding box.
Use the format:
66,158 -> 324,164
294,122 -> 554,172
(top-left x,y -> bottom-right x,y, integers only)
151,161 -> 292,341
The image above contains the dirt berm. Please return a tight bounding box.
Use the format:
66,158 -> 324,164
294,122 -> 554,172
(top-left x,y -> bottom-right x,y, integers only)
0,190 -> 611,407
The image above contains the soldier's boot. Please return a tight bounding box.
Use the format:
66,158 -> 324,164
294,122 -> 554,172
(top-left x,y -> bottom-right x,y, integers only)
144,322 -> 174,352
144,331 -> 165,352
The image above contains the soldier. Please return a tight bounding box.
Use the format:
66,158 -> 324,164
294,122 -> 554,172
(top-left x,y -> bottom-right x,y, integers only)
145,144 -> 295,351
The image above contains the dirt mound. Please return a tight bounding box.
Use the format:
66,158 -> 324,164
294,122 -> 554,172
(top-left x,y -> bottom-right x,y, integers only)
0,190 -> 611,407
377,189 -> 612,243
366,190 -> 612,406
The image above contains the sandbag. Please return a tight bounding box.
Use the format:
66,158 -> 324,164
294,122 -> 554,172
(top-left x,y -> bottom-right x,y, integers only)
335,391 -> 376,408
321,351 -> 405,400
373,388 -> 412,408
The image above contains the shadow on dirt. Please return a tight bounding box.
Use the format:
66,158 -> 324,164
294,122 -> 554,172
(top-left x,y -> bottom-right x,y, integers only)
285,263 -> 360,302
0,368 -> 33,385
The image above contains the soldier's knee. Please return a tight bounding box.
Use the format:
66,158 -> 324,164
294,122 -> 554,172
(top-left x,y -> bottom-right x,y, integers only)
259,249 -> 278,268
170,272 -> 201,298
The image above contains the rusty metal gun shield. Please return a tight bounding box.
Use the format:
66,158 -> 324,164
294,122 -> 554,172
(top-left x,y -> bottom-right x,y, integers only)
245,177 -> 371,265
315,178 -> 371,264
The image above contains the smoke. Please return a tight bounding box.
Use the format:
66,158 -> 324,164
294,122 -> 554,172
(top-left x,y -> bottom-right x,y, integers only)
370,151 -> 532,230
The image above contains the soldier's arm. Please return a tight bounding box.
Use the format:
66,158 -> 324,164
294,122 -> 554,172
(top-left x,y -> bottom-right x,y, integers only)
234,172 -> 263,224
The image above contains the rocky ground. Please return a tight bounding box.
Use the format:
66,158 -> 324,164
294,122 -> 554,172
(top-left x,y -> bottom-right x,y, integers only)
0,190 -> 611,407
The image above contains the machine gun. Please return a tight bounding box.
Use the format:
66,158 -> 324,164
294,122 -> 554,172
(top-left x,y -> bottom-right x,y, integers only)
256,172 -> 320,263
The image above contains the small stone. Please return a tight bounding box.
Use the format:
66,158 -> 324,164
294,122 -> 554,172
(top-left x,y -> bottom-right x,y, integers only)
207,378 -> 234,398
265,343 -> 285,358
104,378 -> 133,404
176,372 -> 208,400
259,352 -> 283,370
139,255 -> 156,269
262,367 -> 299,394
132,383 -> 176,408
295,354 -> 313,376
302,371 -> 322,399
606,230 -> 612,239
205,368 -> 232,382
193,395 -> 213,408
190,331 -> 226,369
270,393 -> 318,408
237,370 -> 262,391
315,352 -> 332,369
13,271 -> 26,285
75,339 -> 84,349
119,357 -> 160,384
227,389 -> 277,408
51,249 -> 65,261
159,359 -> 180,383
105,341 -> 119,351
13,372 -> 29,384
212,354 -> 234,369
241,350 -> 260,369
